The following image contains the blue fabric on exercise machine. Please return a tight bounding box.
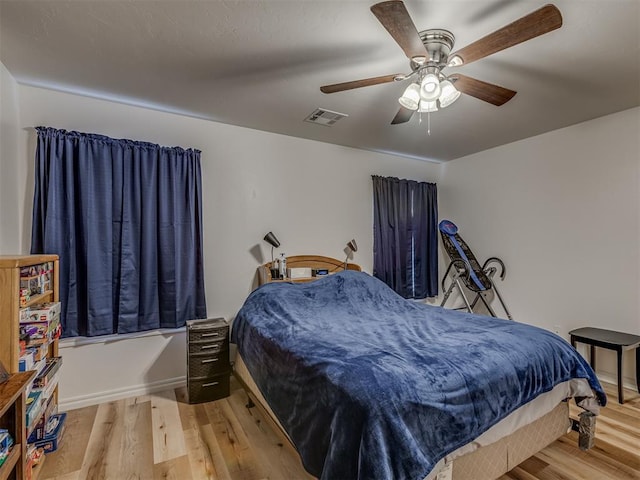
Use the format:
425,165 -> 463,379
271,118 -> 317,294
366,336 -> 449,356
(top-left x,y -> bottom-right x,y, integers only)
439,220 -> 486,291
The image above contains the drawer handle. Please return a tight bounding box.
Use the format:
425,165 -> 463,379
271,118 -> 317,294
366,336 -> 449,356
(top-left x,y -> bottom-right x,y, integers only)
202,381 -> 220,387
201,345 -> 220,349
202,358 -> 219,364
201,332 -> 220,337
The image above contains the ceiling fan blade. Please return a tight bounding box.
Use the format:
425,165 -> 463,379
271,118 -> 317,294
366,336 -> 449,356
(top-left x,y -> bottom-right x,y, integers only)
320,74 -> 402,94
370,1 -> 428,61
448,4 -> 562,66
450,74 -> 516,106
391,106 -> 415,124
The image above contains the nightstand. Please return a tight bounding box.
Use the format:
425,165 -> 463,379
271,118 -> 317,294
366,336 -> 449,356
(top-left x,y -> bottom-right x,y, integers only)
186,318 -> 230,404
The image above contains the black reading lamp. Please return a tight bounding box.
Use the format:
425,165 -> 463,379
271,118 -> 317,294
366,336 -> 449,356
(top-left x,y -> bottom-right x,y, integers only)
344,239 -> 358,270
263,232 -> 281,277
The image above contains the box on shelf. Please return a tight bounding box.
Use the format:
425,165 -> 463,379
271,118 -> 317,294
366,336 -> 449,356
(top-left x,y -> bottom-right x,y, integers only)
25,443 -> 45,480
20,288 -> 31,306
22,358 -> 49,402
20,307 -> 30,323
31,413 -> 66,454
33,357 -> 62,389
33,357 -> 47,377
19,349 -> 35,372
26,302 -> 60,323
20,263 -> 53,296
26,390 -> 44,431
34,370 -> 60,403
27,396 -> 58,443
20,276 -> 40,296
20,315 -> 60,346
27,343 -> 49,362
20,322 -> 50,345
33,382 -> 56,406
0,429 -> 14,467
20,266 -> 38,277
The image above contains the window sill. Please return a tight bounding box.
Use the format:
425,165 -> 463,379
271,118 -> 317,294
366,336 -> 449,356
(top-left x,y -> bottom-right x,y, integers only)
59,327 -> 186,349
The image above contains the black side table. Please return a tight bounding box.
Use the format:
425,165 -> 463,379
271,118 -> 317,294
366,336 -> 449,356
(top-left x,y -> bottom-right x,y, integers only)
569,327 -> 640,403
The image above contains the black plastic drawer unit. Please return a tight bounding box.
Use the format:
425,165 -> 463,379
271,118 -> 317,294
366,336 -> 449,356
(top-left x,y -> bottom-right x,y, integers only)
186,317 -> 230,403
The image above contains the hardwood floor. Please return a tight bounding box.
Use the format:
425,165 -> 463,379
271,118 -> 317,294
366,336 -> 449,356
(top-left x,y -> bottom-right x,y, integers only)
38,379 -> 639,480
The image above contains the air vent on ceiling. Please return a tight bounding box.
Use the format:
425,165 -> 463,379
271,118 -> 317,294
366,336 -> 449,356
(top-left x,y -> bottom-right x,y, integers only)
304,108 -> 348,127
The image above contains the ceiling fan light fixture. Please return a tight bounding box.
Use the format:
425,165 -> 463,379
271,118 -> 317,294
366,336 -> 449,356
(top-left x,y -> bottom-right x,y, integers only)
420,73 -> 441,101
418,100 -> 438,112
438,80 -> 461,108
398,83 -> 421,110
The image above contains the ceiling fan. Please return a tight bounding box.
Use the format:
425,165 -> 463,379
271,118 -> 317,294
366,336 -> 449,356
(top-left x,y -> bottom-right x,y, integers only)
320,1 -> 562,125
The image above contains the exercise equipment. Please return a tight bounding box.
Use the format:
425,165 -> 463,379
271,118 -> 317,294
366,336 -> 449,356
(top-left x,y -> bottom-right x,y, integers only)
439,219 -> 512,319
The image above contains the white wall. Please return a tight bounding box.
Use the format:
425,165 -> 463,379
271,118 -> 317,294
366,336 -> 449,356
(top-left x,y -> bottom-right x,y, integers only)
439,107 -> 640,388
0,63 -> 22,252
16,85 -> 441,409
8,82 -> 638,408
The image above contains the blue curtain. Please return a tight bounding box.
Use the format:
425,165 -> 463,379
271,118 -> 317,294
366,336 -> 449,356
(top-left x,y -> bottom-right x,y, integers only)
31,127 -> 207,337
372,175 -> 438,299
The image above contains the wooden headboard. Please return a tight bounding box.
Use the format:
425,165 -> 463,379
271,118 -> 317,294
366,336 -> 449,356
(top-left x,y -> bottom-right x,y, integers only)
257,255 -> 361,286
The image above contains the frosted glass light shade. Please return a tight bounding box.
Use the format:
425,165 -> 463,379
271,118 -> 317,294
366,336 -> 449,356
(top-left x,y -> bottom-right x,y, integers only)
418,100 -> 438,112
398,83 -> 421,111
420,74 -> 441,101
438,80 -> 461,108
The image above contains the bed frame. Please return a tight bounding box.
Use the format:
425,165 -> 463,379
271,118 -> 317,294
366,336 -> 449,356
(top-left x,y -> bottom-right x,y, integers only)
237,255 -> 594,480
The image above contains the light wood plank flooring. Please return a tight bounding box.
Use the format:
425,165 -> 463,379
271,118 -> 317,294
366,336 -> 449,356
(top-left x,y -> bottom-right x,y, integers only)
38,379 -> 639,480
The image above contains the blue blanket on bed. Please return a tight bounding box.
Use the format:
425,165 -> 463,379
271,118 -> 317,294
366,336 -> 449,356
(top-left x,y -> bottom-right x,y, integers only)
232,271 -> 605,480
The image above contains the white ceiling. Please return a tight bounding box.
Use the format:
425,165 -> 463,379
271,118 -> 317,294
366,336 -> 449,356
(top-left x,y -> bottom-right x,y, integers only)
1,0 -> 638,162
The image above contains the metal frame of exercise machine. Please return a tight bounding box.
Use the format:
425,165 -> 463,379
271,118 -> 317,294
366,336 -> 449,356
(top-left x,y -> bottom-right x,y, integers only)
439,220 -> 512,320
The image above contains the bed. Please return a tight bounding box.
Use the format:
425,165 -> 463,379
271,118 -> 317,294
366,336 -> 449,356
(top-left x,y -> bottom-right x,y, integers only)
232,257 -> 606,480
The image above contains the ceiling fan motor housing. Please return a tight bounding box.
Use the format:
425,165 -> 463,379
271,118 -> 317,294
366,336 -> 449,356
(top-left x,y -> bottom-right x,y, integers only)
414,29 -> 455,70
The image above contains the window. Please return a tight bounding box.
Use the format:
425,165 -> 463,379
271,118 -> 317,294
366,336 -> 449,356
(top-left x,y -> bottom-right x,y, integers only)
31,127 -> 206,337
372,175 -> 438,299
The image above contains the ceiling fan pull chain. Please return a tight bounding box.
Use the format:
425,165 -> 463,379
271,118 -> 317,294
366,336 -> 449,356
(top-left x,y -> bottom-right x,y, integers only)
427,112 -> 431,136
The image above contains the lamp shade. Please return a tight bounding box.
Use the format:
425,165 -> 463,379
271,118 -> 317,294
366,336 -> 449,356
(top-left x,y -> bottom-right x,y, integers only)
344,239 -> 358,270
263,232 -> 280,248
398,83 -> 420,111
420,73 -> 441,101
418,100 -> 438,112
438,80 -> 461,108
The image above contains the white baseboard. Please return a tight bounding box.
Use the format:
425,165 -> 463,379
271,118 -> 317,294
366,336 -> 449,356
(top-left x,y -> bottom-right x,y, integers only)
59,376 -> 186,411
596,370 -> 637,392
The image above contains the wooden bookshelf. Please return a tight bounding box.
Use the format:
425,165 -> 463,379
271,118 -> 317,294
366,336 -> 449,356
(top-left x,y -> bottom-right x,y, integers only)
0,255 -> 60,479
0,371 -> 36,480
0,255 -> 59,373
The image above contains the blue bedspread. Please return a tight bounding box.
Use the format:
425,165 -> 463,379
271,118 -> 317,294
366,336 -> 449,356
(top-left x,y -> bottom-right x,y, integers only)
232,271 -> 605,480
